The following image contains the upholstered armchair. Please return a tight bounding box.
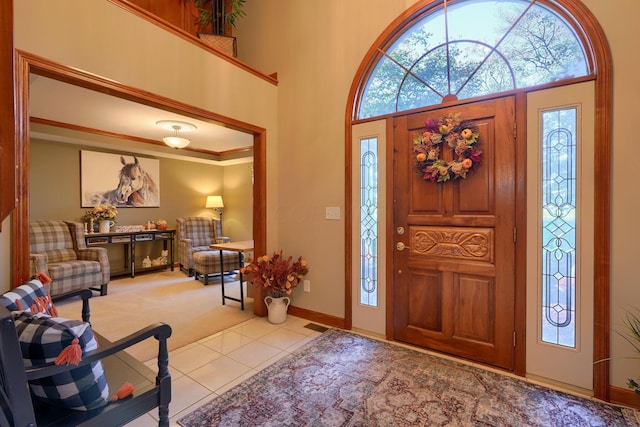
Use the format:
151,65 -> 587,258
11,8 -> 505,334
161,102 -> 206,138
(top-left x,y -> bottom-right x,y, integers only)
176,217 -> 239,278
29,220 -> 110,296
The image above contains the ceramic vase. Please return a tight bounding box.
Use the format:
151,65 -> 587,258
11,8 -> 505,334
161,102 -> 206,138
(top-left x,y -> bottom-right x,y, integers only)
99,220 -> 114,233
264,296 -> 290,324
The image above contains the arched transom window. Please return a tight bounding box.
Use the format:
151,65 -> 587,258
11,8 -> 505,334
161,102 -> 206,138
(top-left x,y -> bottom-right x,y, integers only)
357,0 -> 589,119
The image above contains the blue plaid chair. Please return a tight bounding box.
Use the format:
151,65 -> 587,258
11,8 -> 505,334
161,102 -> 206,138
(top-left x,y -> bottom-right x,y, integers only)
29,221 -> 110,296
176,217 -> 239,278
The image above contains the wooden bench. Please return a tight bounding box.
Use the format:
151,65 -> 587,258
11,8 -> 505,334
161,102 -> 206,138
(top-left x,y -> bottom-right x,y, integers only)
0,289 -> 172,427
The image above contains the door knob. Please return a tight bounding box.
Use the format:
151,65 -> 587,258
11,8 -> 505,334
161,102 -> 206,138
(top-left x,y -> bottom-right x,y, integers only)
396,242 -> 409,251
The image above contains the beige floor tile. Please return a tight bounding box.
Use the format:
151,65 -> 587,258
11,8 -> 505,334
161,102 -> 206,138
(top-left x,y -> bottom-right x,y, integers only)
169,343 -> 222,375
125,314 -> 327,426
281,316 -> 323,334
200,330 -> 255,354
226,340 -> 282,368
286,334 -> 321,352
230,317 -> 281,339
253,349 -> 291,371
122,412 -> 157,427
213,369 -> 259,395
189,355 -> 253,392
168,375 -> 214,417
257,327 -> 308,350
170,395 -> 220,425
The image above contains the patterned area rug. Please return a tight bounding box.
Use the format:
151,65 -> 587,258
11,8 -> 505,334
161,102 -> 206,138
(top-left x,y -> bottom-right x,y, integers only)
178,329 -> 639,426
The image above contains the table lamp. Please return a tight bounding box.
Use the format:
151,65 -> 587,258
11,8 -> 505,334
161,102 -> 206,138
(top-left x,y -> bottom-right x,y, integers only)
206,195 -> 224,229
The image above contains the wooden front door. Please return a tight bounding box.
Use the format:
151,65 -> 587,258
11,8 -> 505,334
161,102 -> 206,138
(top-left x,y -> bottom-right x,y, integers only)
392,97 -> 516,370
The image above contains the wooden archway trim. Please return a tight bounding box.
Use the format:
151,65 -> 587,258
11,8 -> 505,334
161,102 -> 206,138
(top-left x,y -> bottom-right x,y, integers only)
12,50 -> 268,317
344,0 -> 612,401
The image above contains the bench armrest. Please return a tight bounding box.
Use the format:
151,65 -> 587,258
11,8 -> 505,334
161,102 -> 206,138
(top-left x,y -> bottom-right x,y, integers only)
25,323 -> 172,381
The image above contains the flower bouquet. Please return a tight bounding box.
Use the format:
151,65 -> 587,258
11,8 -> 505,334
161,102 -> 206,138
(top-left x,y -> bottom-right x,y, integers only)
85,204 -> 118,222
156,219 -> 168,230
241,250 -> 309,297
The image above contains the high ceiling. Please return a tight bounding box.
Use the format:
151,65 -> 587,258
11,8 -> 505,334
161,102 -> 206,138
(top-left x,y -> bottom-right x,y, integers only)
28,75 -> 254,166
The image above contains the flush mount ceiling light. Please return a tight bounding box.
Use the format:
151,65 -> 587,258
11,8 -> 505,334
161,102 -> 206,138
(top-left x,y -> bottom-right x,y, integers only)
156,120 -> 197,149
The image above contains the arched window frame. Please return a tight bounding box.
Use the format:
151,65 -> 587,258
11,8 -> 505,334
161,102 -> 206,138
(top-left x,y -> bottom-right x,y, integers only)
355,0 -> 596,120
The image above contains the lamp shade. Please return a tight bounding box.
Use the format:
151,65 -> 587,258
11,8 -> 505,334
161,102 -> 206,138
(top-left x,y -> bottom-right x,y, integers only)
205,195 -> 224,208
156,120 -> 196,149
163,136 -> 190,149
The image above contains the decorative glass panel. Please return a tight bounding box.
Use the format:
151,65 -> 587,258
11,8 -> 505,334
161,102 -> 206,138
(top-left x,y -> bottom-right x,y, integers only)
357,0 -> 588,119
540,108 -> 577,347
360,137 -> 378,306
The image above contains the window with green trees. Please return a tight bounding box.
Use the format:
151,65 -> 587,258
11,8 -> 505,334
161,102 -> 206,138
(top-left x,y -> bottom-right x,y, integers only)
357,0 -> 588,119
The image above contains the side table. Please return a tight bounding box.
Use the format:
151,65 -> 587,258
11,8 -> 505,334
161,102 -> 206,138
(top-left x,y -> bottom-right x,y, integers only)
209,240 -> 254,310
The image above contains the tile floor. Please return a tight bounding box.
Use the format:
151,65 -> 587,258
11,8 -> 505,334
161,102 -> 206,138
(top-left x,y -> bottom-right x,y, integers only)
124,314 -> 326,426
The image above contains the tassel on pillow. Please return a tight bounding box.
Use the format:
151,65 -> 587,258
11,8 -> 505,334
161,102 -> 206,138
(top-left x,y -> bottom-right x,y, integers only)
33,272 -> 52,284
112,382 -> 135,401
55,338 -> 83,365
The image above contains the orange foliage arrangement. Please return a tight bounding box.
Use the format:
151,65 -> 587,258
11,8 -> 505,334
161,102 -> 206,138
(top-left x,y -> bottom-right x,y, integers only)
241,251 -> 309,297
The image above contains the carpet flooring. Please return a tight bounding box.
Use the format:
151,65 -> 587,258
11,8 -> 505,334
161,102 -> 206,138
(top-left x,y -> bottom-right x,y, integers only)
54,270 -> 255,362
178,328 -> 639,427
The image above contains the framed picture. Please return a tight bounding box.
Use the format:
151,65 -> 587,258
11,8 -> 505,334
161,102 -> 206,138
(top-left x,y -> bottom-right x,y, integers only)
81,150 -> 160,207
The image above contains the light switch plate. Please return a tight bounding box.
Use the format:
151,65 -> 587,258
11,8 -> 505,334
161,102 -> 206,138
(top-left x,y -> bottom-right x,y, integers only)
325,207 -> 341,220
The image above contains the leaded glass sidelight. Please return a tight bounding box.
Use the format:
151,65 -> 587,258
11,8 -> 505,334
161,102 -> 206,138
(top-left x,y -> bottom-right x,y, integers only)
540,108 -> 577,347
360,137 -> 378,306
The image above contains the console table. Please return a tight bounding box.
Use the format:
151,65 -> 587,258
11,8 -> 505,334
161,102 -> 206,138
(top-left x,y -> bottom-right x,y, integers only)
85,229 -> 175,278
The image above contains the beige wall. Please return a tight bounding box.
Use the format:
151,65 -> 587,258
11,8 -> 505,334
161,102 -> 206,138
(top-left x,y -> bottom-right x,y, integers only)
235,0 -> 411,318
30,139 -> 226,225
222,163 -> 254,242
11,0 -> 279,247
235,0 -> 640,389
4,0 -> 640,391
29,138 -> 253,265
581,0 -> 640,391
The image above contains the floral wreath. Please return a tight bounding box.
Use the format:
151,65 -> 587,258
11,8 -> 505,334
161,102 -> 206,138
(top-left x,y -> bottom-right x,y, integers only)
413,112 -> 482,183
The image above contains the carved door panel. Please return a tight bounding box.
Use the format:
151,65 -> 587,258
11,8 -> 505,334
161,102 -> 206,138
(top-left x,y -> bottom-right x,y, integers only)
392,98 -> 516,370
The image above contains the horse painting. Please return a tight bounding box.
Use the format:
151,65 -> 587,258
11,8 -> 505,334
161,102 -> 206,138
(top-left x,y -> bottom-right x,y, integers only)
86,155 -> 159,207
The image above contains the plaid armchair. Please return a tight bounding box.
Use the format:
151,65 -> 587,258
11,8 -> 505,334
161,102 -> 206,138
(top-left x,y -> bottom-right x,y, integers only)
176,217 -> 239,277
29,220 -> 110,296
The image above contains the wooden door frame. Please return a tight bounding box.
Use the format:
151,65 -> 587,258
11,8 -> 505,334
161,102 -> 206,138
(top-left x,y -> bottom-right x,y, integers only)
11,50 -> 269,317
345,0 -> 612,401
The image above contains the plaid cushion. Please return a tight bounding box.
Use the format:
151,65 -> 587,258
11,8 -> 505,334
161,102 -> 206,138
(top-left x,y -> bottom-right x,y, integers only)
0,277 -> 56,315
184,217 -> 216,247
13,312 -> 109,411
29,221 -> 77,263
193,250 -> 242,274
48,260 -> 102,279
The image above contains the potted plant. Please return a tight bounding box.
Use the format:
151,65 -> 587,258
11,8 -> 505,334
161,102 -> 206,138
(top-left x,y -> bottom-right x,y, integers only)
596,307 -> 640,395
241,251 -> 309,324
619,308 -> 640,394
193,0 -> 246,57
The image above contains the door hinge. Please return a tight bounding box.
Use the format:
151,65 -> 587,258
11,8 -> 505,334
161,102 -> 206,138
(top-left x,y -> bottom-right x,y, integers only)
514,121 -> 517,140
513,227 -> 517,243
513,331 -> 517,347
